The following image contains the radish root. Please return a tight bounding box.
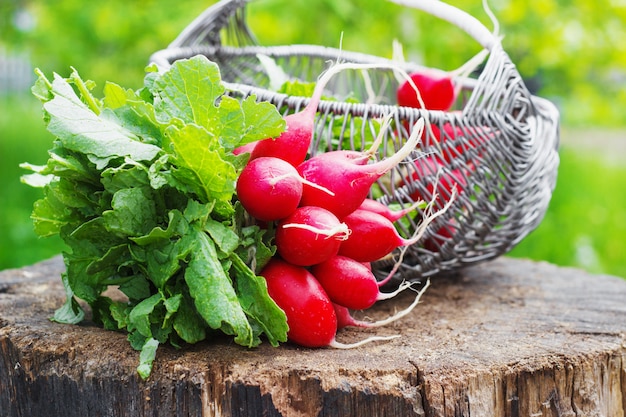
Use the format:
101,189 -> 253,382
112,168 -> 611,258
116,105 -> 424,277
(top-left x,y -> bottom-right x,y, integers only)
348,278 -> 431,329
375,280 -> 414,301
365,278 -> 431,327
328,334 -> 401,349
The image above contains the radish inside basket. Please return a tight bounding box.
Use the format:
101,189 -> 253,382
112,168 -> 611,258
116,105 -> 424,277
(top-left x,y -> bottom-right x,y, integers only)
150,0 -> 560,280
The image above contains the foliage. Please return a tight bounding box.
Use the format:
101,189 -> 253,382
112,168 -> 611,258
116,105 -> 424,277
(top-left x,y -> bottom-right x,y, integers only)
1,0 -> 210,91
1,0 -> 626,126
244,0 -> 626,127
21,58 -> 288,377
508,147 -> 626,279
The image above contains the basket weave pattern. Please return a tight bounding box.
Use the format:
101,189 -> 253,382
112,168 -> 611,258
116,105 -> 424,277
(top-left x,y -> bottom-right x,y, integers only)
150,0 -> 560,279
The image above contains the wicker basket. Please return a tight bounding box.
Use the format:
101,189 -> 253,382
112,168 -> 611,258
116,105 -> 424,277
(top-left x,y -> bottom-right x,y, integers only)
150,0 -> 560,280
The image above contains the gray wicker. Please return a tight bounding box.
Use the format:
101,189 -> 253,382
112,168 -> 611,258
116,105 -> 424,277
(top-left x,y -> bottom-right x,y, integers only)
150,0 -> 560,280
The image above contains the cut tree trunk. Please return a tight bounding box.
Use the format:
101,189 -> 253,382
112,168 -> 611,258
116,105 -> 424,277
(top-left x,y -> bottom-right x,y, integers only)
1,256 -> 625,417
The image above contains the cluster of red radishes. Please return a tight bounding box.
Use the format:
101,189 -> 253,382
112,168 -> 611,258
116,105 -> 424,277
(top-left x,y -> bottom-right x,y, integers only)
393,64 -> 498,250
234,62 -> 471,348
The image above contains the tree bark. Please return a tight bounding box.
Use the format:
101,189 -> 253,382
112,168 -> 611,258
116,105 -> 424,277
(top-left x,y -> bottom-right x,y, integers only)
1,256 -> 625,417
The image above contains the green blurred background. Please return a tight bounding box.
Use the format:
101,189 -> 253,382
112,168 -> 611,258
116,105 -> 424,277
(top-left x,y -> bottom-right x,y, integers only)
1,0 -> 625,278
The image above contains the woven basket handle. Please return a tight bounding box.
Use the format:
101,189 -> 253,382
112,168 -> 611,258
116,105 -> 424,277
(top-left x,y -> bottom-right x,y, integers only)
168,0 -> 251,48
389,0 -> 498,51
168,0 -> 497,51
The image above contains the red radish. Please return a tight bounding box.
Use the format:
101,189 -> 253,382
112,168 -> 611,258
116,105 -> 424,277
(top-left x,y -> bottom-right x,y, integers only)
357,198 -> 424,223
338,196 -> 455,262
338,209 -> 418,262
400,156 -> 466,209
397,70 -> 456,111
261,258 -> 400,348
275,206 -> 350,266
334,279 -> 431,330
298,118 -> 425,219
236,156 -> 333,221
261,258 -> 337,347
250,111 -> 312,167
311,255 -> 413,310
396,46 -> 490,112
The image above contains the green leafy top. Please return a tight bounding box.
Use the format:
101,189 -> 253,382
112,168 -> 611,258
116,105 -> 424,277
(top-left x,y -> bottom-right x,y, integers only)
22,55 -> 288,379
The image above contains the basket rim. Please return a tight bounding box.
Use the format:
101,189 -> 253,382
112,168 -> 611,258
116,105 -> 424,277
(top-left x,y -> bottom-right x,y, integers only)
150,42 -> 557,127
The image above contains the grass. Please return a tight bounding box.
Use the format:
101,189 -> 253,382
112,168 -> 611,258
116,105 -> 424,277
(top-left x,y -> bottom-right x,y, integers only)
1,95 -> 625,278
508,145 -> 626,278
0,96 -> 66,270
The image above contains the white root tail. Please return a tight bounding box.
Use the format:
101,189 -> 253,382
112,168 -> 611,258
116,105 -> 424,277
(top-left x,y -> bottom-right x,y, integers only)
376,279 -> 413,301
402,183 -> 459,248
354,278 -> 431,329
328,334 -> 401,349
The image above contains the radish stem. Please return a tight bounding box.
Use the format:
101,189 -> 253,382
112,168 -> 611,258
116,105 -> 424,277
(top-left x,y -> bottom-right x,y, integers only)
364,111 -> 397,159
368,118 -> 424,177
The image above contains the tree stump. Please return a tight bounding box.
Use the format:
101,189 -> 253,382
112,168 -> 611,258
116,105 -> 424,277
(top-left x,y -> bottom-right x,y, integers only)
1,256 -> 625,417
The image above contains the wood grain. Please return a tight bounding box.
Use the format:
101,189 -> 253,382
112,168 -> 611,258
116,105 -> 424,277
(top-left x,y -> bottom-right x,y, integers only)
1,256 -> 625,417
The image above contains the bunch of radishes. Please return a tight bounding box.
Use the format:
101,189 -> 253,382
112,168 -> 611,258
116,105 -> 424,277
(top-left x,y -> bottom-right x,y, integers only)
393,54 -> 496,250
233,61 -> 458,349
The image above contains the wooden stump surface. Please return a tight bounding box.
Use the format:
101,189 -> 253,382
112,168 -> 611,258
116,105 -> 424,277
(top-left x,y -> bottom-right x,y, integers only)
1,256 -> 625,417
